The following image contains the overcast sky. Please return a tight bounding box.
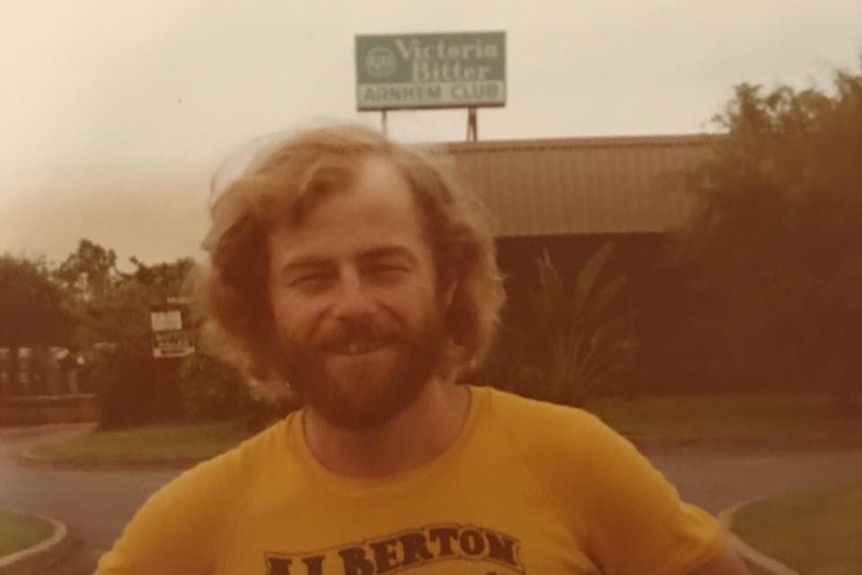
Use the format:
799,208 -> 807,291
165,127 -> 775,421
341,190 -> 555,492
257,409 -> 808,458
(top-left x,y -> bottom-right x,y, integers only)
1,0 -> 860,267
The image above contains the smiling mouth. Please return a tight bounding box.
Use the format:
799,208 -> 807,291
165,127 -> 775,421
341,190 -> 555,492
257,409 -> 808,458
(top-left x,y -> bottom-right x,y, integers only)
328,339 -> 391,356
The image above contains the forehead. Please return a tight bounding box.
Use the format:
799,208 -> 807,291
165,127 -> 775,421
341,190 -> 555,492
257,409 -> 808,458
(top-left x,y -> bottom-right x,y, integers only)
268,156 -> 430,263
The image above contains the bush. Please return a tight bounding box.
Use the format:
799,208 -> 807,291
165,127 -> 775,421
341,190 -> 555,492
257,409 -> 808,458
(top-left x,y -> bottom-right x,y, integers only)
178,353 -> 247,422
97,345 -> 159,429
478,243 -> 634,406
658,67 -> 862,401
178,353 -> 295,430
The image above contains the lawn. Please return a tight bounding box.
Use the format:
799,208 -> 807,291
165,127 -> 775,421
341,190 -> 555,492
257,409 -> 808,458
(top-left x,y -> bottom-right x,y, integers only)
732,483 -> 862,575
584,395 -> 862,438
31,395 -> 860,465
29,422 -> 251,464
0,509 -> 55,557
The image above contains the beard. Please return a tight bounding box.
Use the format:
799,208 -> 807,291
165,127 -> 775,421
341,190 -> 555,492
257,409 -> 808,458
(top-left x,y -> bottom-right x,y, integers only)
274,313 -> 449,430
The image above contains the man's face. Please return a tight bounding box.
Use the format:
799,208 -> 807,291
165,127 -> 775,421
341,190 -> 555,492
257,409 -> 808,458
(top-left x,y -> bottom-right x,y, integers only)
266,156 -> 450,430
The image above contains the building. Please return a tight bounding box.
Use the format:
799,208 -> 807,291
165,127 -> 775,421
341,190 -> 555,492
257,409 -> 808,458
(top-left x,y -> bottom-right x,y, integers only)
434,133 -> 713,394
442,133 -> 709,238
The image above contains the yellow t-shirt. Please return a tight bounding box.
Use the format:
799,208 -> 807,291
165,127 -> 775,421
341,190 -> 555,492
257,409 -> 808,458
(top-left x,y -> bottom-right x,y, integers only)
96,386 -> 723,575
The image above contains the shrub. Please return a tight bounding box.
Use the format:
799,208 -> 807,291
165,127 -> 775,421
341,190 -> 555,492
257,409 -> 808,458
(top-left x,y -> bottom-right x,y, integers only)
178,353 -> 296,429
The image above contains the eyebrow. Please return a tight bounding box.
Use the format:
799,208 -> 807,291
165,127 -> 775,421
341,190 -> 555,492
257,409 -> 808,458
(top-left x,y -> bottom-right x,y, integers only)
356,245 -> 419,265
276,256 -> 331,278
277,245 -> 419,277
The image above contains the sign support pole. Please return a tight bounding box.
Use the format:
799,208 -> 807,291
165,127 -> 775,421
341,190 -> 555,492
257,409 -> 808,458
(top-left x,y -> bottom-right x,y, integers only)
467,107 -> 478,142
381,110 -> 388,136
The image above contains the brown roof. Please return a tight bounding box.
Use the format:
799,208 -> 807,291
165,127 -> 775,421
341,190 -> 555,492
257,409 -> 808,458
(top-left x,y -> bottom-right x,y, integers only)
431,134 -> 711,237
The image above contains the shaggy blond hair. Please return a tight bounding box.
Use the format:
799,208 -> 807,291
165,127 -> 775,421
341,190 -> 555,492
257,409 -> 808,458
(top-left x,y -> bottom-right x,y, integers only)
188,124 -> 505,397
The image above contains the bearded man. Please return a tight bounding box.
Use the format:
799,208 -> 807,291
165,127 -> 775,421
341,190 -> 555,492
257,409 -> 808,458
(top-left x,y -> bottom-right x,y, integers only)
96,124 -> 750,575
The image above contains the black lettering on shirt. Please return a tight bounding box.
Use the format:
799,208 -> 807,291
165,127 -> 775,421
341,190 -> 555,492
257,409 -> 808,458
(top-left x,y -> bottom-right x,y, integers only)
264,523 -> 525,574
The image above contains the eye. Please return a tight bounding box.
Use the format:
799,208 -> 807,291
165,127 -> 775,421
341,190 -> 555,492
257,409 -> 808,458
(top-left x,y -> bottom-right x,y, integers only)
290,271 -> 334,292
365,260 -> 408,279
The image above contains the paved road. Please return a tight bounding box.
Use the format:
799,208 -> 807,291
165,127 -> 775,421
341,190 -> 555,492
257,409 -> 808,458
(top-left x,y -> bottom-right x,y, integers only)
1,429 -> 861,575
644,442 -> 862,514
0,429 -> 177,574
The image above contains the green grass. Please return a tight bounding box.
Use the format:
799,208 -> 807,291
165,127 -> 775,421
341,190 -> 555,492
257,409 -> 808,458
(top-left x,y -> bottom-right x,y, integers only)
30,422 -> 252,464
30,395 -> 860,465
584,395 -> 862,438
0,509 -> 55,556
732,483 -> 862,574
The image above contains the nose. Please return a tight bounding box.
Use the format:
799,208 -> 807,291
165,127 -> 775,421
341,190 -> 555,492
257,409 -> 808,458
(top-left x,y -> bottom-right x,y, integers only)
331,268 -> 375,321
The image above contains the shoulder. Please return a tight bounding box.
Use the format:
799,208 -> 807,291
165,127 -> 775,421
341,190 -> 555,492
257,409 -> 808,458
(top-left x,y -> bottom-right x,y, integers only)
95,418 -> 293,574
476,385 -> 617,457
176,416 -> 291,496
473,388 -> 723,574
138,417 -> 291,519
472,385 -> 667,507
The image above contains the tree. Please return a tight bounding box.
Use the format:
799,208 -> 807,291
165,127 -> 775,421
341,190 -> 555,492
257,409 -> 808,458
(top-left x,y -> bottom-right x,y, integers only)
92,256 -> 195,426
54,239 -> 119,304
55,240 -> 194,351
128,256 -> 194,299
53,239 -> 123,350
0,254 -> 73,395
663,63 -> 862,405
52,239 -> 200,425
0,254 -> 72,348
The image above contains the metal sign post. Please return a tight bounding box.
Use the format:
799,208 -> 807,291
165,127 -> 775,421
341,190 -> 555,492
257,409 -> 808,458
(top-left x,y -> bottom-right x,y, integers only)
467,107 -> 478,142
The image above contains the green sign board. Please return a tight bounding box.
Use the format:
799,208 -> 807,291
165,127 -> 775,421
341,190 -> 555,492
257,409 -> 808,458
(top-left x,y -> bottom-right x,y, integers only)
355,31 -> 506,111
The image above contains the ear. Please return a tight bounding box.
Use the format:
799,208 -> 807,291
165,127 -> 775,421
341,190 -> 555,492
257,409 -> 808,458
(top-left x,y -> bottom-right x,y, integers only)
441,279 -> 457,310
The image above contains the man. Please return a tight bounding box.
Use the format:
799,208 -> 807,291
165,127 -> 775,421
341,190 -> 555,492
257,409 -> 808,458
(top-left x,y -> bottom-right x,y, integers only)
96,124 -> 750,574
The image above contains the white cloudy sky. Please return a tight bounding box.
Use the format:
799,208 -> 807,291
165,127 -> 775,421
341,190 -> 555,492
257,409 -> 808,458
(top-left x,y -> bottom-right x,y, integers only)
1,0 -> 860,267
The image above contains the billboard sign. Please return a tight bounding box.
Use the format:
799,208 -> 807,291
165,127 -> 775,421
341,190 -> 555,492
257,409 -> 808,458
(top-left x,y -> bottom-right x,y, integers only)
356,31 -> 506,111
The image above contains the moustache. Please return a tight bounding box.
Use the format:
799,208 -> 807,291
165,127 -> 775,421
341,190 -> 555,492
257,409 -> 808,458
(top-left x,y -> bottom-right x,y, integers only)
317,321 -> 398,350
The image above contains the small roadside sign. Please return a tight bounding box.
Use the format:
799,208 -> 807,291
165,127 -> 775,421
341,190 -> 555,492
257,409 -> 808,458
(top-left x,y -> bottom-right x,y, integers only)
152,330 -> 195,358
150,300 -> 195,358
150,310 -> 183,332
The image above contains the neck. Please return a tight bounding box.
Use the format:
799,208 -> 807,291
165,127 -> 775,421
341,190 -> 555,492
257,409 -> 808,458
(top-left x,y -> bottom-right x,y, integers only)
301,379 -> 471,479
